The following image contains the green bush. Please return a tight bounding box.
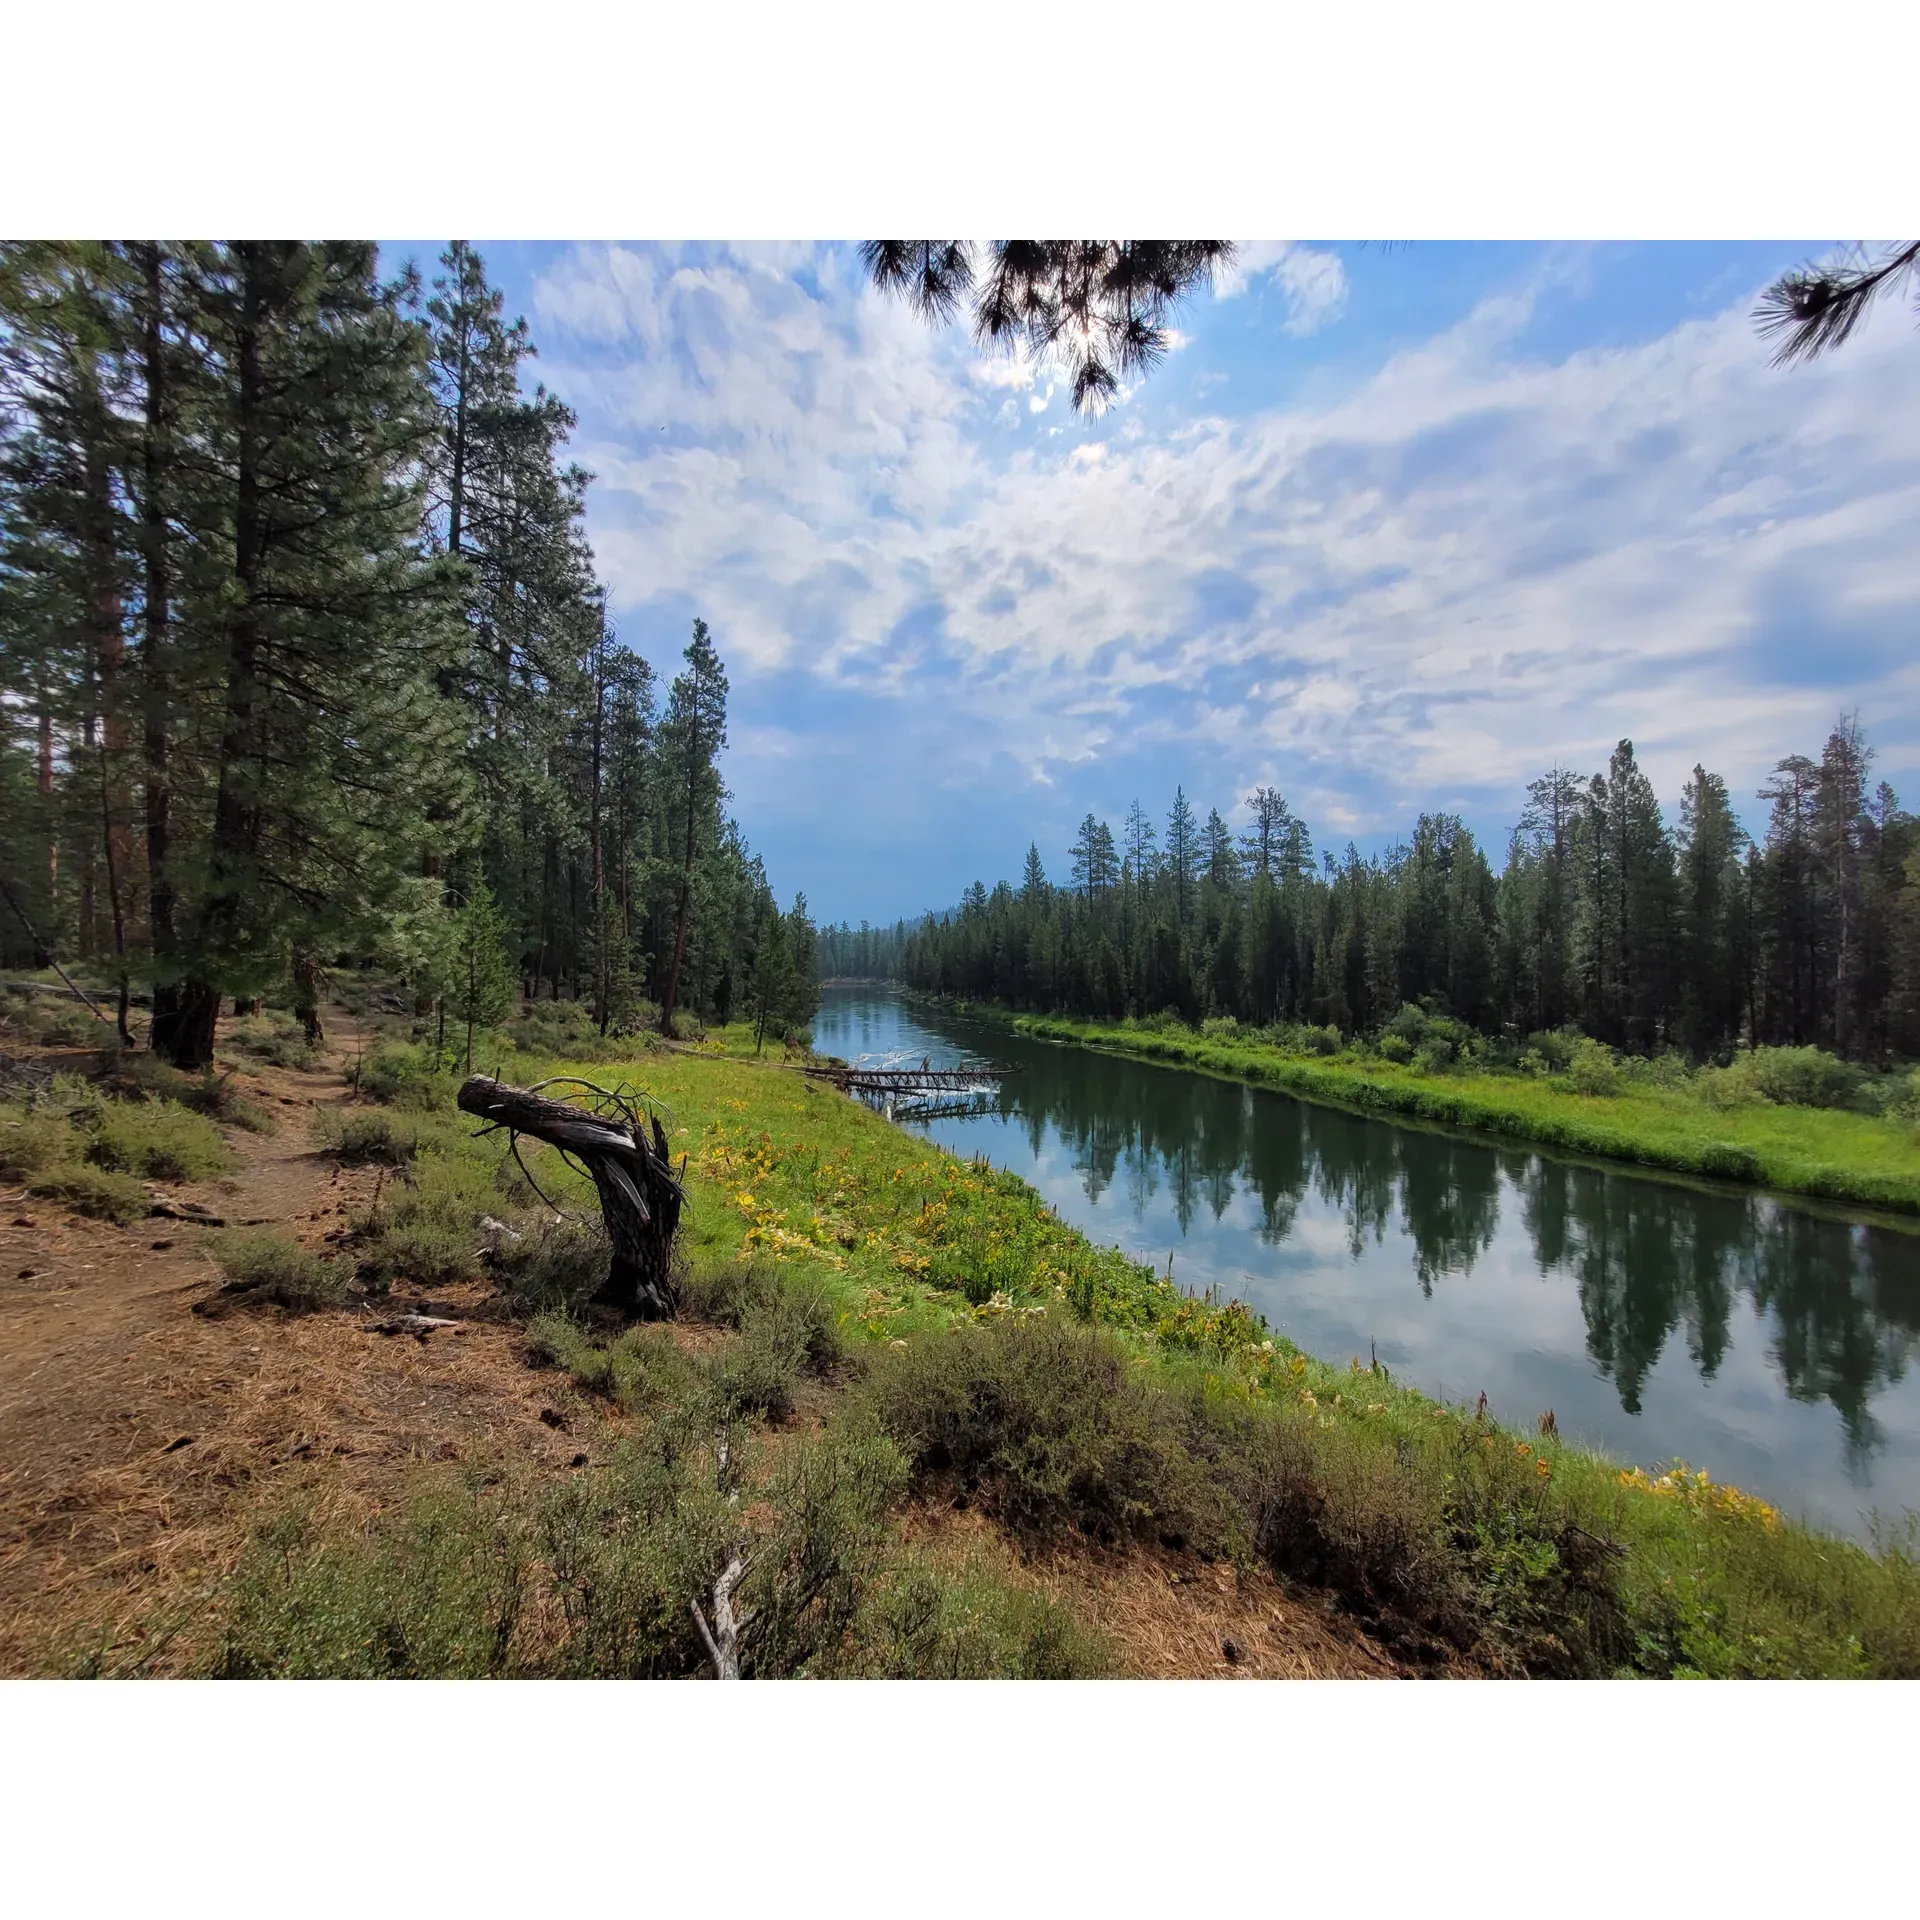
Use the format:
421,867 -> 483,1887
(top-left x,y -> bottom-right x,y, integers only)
1377,1032 -> 1415,1065
1567,1037 -> 1621,1097
229,1013 -> 319,1071
537,1261 -> 843,1425
492,1216 -> 611,1310
528,1313 -> 704,1413
0,1101 -> 73,1182
358,1150 -> 500,1285
1522,1030 -> 1579,1073
206,1479 -> 545,1679
86,1098 -> 229,1183
181,1420 -> 1106,1680
368,1219 -> 476,1287
316,1107 -> 428,1165
842,1553 -> 1111,1678
211,1229 -> 349,1310
111,1056 -> 276,1134
863,1317 -> 1208,1546
26,1164 -> 151,1224
358,1042 -> 458,1111
1699,1045 -> 1870,1114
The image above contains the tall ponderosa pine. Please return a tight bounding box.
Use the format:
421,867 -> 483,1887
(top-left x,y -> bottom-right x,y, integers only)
155,242 -> 464,1066
657,618 -> 729,1034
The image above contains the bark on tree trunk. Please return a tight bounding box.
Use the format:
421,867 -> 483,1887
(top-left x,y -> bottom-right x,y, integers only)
456,1076 -> 683,1316
142,243 -> 185,1059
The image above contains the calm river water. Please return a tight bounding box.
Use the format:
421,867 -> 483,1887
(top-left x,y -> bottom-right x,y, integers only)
813,986 -> 1920,1540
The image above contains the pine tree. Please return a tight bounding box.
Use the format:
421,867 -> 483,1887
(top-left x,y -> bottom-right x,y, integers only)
154,242 -> 466,1066
1675,764 -> 1747,1058
450,878 -> 517,1072
1815,715 -> 1873,1056
1166,787 -> 1198,926
657,619 -> 729,1034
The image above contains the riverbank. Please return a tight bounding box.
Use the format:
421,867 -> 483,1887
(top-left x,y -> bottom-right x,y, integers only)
7,1003 -> 1917,1677
938,1002 -> 1920,1219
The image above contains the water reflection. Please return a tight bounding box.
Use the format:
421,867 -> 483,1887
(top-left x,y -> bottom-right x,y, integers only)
814,989 -> 1920,1536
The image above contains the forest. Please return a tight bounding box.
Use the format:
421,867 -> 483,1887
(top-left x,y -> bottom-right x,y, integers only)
823,721 -> 1920,1063
0,241 -> 819,1068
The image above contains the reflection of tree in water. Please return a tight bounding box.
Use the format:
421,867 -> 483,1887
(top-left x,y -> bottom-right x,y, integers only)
1750,1213 -> 1920,1473
1125,1132 -> 1159,1216
1520,1165 -> 1753,1416
1303,1115 -> 1397,1259
1396,1139 -> 1503,1297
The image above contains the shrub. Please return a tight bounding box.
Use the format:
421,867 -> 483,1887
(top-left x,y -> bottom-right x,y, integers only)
26,1165 -> 151,1225
528,1313 -> 703,1413
360,1150 -> 500,1285
316,1107 -> 427,1165
358,1042 -> 458,1111
1200,1016 -> 1240,1042
369,1219 -> 476,1287
178,1423 -> 1106,1680
0,1101 -> 74,1182
86,1098 -> 229,1183
842,1553 -> 1111,1678
111,1056 -> 276,1134
207,1480 -> 543,1679
1523,1030 -> 1579,1073
1567,1037 -> 1621,1098
211,1229 -> 349,1310
1377,1032 -> 1415,1066
1699,1045 -> 1869,1114
229,1013 -> 320,1071
492,1216 -> 612,1310
863,1317 -> 1206,1546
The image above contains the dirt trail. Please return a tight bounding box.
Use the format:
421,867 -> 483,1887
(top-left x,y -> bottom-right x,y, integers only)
0,1018 -> 576,1673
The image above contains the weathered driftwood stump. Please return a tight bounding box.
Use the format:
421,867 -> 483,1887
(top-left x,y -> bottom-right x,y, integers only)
457,1075 -> 684,1317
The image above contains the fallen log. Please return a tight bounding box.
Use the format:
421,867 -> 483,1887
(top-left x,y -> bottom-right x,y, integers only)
456,1074 -> 683,1317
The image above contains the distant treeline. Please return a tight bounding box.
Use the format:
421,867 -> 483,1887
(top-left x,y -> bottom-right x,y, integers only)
0,242 -> 817,1067
822,721 -> 1920,1061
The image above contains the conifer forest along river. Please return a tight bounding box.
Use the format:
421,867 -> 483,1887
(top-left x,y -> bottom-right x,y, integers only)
813,987 -> 1920,1541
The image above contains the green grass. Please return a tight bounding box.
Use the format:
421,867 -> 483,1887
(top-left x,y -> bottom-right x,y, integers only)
971,1007 -> 1920,1216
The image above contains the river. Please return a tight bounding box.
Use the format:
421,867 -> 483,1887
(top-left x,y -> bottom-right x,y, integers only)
812,985 -> 1920,1541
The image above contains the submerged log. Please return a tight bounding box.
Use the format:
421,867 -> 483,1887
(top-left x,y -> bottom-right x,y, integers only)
456,1074 -> 683,1317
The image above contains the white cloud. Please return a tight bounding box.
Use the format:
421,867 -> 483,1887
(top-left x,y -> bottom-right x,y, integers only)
532,243 -> 1920,825
1219,241 -> 1349,336
1273,247 -> 1348,335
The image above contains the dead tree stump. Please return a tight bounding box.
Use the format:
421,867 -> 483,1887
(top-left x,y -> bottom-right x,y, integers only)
457,1075 -> 684,1317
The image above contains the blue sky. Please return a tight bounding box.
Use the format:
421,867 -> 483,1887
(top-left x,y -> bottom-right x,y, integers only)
401,241 -> 1920,926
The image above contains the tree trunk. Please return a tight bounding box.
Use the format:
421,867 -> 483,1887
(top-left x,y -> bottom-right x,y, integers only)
141,243 -> 185,1059
165,245 -> 267,1072
456,1076 -> 683,1316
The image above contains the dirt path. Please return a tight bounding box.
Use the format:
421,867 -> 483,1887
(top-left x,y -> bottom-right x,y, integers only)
0,1020 -> 579,1674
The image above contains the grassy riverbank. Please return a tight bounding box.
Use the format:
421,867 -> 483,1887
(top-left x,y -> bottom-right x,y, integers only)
946,1003 -> 1920,1218
17,999 -> 1918,1677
